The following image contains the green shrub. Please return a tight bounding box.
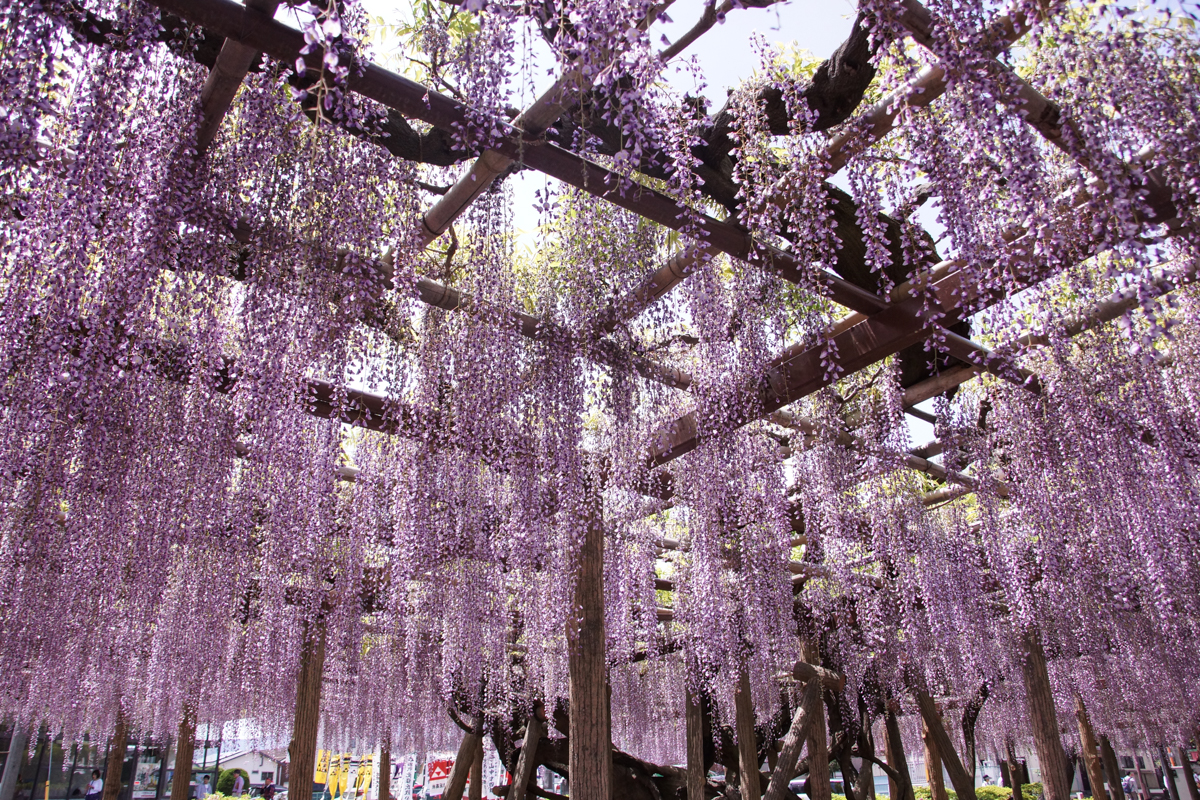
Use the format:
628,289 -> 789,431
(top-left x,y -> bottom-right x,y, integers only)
913,787 -> 959,800
976,787 -> 1014,800
1021,783 -> 1043,800
216,769 -> 250,796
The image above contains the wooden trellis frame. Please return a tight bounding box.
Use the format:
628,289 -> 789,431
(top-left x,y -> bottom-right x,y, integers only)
43,3 -> 1194,800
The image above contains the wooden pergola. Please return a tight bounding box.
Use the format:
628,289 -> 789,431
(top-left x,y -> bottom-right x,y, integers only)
43,4 -> 1195,800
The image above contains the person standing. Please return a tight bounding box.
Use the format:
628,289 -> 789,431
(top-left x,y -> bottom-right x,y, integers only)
232,774 -> 244,797
260,781 -> 275,800
197,775 -> 212,800
84,770 -> 104,800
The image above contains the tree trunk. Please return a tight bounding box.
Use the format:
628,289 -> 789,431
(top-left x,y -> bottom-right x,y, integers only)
170,706 -> 197,800
379,739 -> 390,800
1159,749 -> 1181,800
102,716 -> 129,800
686,687 -> 707,800
155,740 -> 172,800
884,709 -> 914,800
568,502 -> 610,800
0,722 -> 30,800
1074,698 -> 1108,800
288,621 -> 327,800
1099,737 -> 1124,800
800,638 -> 830,800
1021,629 -> 1071,800
914,690 -> 976,800
1172,748 -> 1199,800
921,718 -> 947,800
509,715 -> 544,800
1006,741 -> 1024,800
735,671 -> 761,800
443,723 -> 482,800
468,736 -> 483,800
764,679 -> 822,800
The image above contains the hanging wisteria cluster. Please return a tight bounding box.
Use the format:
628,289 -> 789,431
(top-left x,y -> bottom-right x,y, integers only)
1,0 -> 1200,791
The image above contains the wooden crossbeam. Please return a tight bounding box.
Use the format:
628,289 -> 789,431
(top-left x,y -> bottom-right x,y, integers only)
194,0 -> 281,154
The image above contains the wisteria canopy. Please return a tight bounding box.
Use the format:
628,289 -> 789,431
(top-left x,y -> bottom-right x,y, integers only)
1,0 -> 1199,799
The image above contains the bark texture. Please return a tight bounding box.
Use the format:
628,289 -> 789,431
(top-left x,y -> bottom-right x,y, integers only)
102,716 -> 129,800
686,688 -> 707,800
1021,630 -> 1071,800
1099,737 -> 1125,800
288,621 -> 328,800
568,500 -> 610,800
735,671 -> 762,800
884,710 -> 914,800
170,706 -> 197,800
1074,697 -> 1108,800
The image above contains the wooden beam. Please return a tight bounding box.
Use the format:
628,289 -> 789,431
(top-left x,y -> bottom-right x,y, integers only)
568,497 -> 610,800
790,661 -> 846,693
1020,629 -> 1071,800
763,678 -> 823,800
735,670 -> 762,800
194,0 -> 280,154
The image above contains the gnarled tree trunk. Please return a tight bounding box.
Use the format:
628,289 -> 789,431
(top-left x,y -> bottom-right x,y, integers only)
1020,630 -> 1070,800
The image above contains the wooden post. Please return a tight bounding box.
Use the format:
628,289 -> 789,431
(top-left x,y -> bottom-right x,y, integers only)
921,718 -> 948,800
1159,749 -> 1181,800
288,621 -> 327,800
1006,741 -> 1024,800
735,671 -> 762,800
379,739 -> 391,800
1172,748 -> 1199,800
1020,629 -> 1071,800
764,678 -> 822,800
443,720 -> 483,800
1099,737 -> 1124,800
468,737 -> 483,800
1074,698 -> 1108,800
510,712 -> 545,800
800,638 -> 830,800
0,722 -> 30,800
568,501 -> 610,800
102,716 -> 130,800
884,709 -> 914,800
170,705 -> 197,800
154,740 -> 172,800
685,688 -> 707,800
914,691 -> 976,800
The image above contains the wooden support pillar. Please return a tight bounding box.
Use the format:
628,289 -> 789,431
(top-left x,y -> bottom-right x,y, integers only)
568,500 -> 609,800
764,678 -> 822,800
914,691 -> 976,800
170,706 -> 197,800
1099,737 -> 1124,800
1020,630 -> 1071,800
443,721 -> 482,800
921,718 -> 948,800
1006,741 -> 1024,800
1074,697 -> 1108,800
884,709 -> 914,800
685,687 -> 707,800
379,739 -> 390,800
735,671 -> 762,800
288,621 -> 327,800
102,715 -> 129,800
800,638 -> 830,800
468,736 -> 483,800
1159,749 -> 1181,800
1173,747 -> 1199,800
510,711 -> 545,800
0,721 -> 30,800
